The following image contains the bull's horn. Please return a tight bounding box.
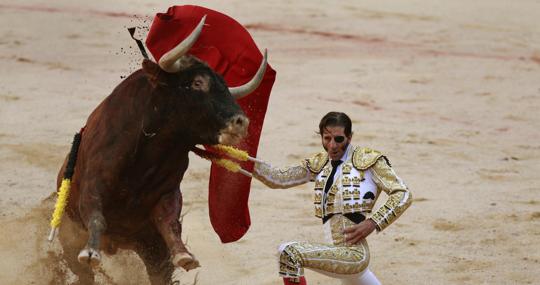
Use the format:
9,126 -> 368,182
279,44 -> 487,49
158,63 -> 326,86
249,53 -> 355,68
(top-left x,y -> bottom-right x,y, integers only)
158,15 -> 207,73
229,49 -> 268,100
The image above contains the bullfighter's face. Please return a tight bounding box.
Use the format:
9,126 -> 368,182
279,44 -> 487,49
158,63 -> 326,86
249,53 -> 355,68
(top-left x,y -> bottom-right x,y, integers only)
321,126 -> 351,161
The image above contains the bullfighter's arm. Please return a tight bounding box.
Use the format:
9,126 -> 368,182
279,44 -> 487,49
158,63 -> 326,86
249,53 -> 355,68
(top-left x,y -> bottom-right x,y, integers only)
253,160 -> 313,189
253,151 -> 328,189
368,157 -> 413,232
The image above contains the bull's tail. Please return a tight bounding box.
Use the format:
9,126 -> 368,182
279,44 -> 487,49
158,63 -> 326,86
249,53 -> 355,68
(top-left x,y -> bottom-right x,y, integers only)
47,129 -> 83,242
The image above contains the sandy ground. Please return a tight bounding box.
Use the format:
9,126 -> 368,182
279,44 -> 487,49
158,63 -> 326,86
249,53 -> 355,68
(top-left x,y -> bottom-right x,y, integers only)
1,0 -> 539,284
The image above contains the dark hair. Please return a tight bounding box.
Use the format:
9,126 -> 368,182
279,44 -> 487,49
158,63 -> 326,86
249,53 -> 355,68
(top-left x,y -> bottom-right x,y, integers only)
318,112 -> 353,137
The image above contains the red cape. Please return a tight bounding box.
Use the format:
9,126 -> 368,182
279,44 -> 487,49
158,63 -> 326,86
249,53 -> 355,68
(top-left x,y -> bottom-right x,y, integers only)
146,5 -> 276,243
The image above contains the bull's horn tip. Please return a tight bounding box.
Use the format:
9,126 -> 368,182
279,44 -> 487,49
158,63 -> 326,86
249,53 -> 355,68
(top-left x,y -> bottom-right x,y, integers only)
158,15 -> 207,72
262,49 -> 268,63
229,49 -> 268,99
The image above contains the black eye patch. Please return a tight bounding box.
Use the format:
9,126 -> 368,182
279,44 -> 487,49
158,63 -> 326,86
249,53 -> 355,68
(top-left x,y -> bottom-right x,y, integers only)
334,136 -> 345,143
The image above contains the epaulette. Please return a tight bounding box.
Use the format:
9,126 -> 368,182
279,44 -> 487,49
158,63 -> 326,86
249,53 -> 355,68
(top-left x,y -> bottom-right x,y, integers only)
304,151 -> 329,174
352,147 -> 385,170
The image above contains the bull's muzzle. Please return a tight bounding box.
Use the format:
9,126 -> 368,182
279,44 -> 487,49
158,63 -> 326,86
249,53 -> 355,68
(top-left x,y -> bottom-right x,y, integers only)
218,115 -> 249,145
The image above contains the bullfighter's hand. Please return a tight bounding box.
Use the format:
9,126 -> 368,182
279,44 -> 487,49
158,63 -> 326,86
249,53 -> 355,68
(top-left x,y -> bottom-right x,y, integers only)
343,219 -> 377,245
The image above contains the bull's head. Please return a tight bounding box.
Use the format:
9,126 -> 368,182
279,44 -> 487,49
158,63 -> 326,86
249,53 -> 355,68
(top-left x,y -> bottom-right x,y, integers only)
142,16 -> 266,146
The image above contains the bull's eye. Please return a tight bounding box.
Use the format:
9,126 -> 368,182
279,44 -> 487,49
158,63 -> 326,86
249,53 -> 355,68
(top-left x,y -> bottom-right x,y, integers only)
192,80 -> 202,88
191,75 -> 210,92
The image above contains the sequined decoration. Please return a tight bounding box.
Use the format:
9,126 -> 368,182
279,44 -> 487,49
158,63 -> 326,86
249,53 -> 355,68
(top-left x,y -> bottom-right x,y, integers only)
278,240 -> 370,277
253,161 -> 312,189
369,159 -> 412,231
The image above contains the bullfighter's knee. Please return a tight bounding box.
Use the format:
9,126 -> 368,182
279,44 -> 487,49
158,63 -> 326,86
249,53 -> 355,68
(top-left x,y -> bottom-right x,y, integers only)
278,242 -> 304,278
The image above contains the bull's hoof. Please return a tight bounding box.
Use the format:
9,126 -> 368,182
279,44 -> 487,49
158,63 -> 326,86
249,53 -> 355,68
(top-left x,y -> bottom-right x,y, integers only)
78,248 -> 102,267
172,252 -> 200,271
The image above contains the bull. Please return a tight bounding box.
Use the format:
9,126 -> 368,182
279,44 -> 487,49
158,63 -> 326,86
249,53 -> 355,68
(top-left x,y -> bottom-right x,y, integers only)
55,17 -> 267,284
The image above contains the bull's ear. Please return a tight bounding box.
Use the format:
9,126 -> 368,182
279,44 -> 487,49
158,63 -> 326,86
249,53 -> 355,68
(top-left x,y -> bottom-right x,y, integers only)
142,59 -> 167,87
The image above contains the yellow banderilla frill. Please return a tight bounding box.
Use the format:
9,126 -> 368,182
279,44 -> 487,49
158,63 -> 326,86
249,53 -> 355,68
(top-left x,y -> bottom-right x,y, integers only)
201,144 -> 262,176
213,145 -> 250,161
48,178 -> 71,241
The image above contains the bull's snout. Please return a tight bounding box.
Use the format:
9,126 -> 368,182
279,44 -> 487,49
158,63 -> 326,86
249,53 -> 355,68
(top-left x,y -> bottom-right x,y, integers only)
232,115 -> 249,131
218,115 -> 249,145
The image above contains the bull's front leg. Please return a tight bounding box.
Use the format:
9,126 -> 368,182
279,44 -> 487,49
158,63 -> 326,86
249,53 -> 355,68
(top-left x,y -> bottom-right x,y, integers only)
77,184 -> 107,266
152,190 -> 200,271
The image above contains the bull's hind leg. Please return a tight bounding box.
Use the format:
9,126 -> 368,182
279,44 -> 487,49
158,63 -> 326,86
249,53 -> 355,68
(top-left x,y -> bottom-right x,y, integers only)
76,178 -> 108,267
59,216 -> 95,284
135,227 -> 175,285
78,211 -> 106,266
152,189 -> 200,271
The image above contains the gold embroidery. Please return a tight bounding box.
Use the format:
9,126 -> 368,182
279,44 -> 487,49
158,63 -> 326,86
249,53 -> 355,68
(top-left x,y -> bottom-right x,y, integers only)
329,214 -> 358,245
305,151 -> 328,174
342,163 -> 352,174
343,203 -> 352,214
370,158 -> 407,194
370,191 -> 412,231
352,189 -> 361,200
361,199 -> 375,211
314,192 -> 322,204
343,190 -> 353,200
278,239 -> 369,277
342,176 -> 351,187
352,176 -> 361,187
322,167 -> 331,178
279,242 -> 305,277
314,179 -> 325,190
327,204 -> 335,213
253,161 -> 311,189
352,147 -> 383,170
370,158 -> 412,231
315,206 -> 322,218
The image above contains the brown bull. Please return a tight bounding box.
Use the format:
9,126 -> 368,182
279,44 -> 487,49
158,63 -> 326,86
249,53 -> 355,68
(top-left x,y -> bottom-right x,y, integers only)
55,17 -> 267,284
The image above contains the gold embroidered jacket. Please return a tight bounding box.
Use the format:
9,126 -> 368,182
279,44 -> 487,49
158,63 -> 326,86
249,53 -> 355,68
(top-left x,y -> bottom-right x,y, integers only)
253,146 -> 412,231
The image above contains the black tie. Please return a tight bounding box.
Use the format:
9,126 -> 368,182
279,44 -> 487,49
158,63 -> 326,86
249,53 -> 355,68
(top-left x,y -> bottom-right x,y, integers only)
322,160 -> 342,223
324,160 -> 342,194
